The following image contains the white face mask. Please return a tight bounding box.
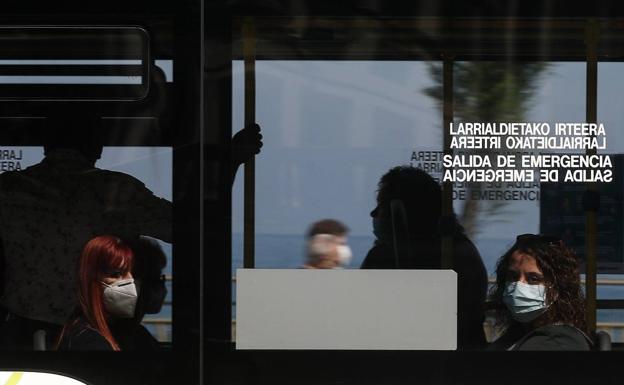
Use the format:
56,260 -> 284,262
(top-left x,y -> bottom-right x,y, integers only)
101,278 -> 138,318
502,281 -> 548,323
336,245 -> 352,267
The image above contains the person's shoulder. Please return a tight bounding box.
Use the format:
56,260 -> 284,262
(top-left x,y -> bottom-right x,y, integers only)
132,324 -> 161,350
487,325 -> 524,350
0,164 -> 45,192
536,324 -> 590,341
112,322 -> 161,351
453,232 -> 480,253
518,325 -> 591,351
88,168 -> 148,189
74,328 -> 112,350
60,321 -> 113,351
361,242 -> 395,269
91,168 -> 142,182
0,163 -> 40,180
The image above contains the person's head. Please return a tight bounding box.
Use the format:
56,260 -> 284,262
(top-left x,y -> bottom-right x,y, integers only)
77,235 -> 136,350
305,219 -> 351,268
308,219 -> 349,239
43,114 -> 104,163
130,236 -> 168,317
490,234 -> 586,332
370,166 -> 448,240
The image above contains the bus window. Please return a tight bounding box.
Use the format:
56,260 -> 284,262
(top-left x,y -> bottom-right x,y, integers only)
0,144 -> 173,346
445,61 -> 587,341
232,60 -> 441,270
231,59 -> 443,338
230,16 -> 623,353
0,27 -> 149,100
591,62 -> 624,344
0,27 -> 175,351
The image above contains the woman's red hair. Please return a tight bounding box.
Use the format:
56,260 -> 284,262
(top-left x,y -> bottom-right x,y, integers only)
58,235 -> 134,350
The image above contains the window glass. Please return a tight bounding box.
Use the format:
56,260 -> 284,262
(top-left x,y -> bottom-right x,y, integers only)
233,60 -> 441,270
0,145 -> 173,343
452,62 -> 585,276
232,60 -> 441,329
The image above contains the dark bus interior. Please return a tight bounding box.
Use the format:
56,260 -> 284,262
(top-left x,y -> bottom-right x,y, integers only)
1,1 -> 624,384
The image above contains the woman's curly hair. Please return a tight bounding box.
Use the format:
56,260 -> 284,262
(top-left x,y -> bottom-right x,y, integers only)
489,235 -> 587,333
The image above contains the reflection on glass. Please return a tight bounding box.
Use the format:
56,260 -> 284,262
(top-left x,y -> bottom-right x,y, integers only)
0,146 -> 172,347
232,60 -> 441,272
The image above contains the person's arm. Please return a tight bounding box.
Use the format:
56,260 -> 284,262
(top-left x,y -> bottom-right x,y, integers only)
127,187 -> 172,243
100,174 -> 172,243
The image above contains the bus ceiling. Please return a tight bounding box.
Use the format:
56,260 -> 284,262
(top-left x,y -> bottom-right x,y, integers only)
231,17 -> 624,61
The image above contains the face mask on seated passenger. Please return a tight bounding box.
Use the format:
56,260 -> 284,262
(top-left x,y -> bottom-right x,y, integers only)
336,245 -> 352,267
502,281 -> 548,323
101,278 -> 138,318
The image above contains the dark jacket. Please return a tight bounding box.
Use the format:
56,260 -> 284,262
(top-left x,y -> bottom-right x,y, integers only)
57,318 -> 112,351
110,320 -> 161,351
58,318 -> 161,351
489,324 -> 592,351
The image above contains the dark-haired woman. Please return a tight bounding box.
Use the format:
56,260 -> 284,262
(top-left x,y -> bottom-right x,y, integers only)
57,235 -> 137,350
488,234 -> 591,350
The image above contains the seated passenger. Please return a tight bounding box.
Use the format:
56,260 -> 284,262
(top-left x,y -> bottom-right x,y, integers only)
303,234 -> 343,269
361,166 -> 487,349
57,235 -> 137,350
111,236 -> 168,350
488,234 -> 591,351
302,219 -> 352,269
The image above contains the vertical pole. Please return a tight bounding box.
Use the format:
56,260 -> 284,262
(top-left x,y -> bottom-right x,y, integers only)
243,18 -> 256,268
441,55 -> 454,270
585,19 -> 598,332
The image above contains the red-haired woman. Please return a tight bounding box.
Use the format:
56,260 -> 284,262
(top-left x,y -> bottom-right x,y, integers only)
57,235 -> 137,350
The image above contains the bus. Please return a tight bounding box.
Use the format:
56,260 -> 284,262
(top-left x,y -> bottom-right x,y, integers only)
1,1 -> 624,384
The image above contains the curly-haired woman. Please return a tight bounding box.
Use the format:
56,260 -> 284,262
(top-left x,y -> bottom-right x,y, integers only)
488,234 -> 592,350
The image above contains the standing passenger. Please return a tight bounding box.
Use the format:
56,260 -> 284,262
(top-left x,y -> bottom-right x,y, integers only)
0,115 -> 171,349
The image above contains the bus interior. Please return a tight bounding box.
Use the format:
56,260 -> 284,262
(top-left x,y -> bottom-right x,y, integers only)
1,1 -> 624,384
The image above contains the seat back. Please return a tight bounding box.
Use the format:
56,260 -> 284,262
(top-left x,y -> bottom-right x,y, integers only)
594,330 -> 611,351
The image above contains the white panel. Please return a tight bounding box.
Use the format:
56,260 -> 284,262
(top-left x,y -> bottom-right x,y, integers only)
236,269 -> 457,350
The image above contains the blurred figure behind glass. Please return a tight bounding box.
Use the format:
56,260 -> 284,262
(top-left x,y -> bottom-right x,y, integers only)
302,219 -> 352,269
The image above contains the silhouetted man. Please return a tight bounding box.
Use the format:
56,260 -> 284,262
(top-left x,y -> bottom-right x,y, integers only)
0,115 -> 172,349
361,166 -> 488,350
